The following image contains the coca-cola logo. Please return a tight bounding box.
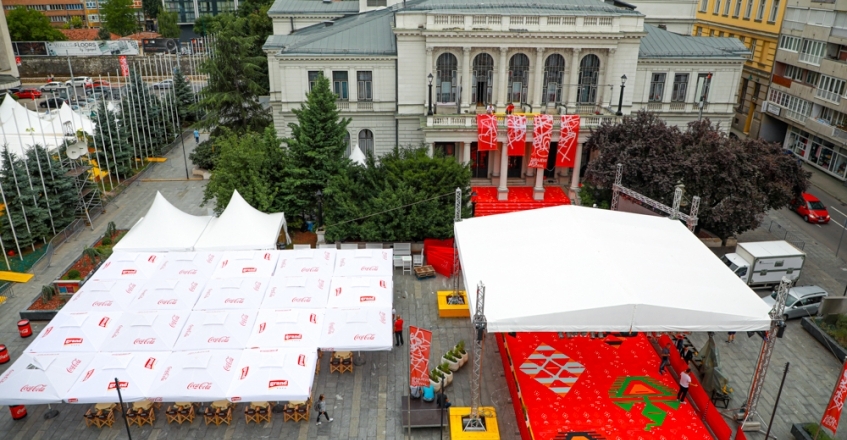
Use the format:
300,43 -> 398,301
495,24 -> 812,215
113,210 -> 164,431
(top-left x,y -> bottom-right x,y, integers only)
258,322 -> 267,334
111,325 -> 123,339
240,366 -> 249,380
339,258 -> 346,267
187,382 -> 212,390
324,251 -> 331,260
158,299 -> 178,305
148,255 -> 157,263
239,314 -> 248,326
189,282 -> 199,292
223,356 -> 234,372
42,326 -> 53,337
64,337 -> 83,346
134,338 -> 156,345
221,260 -> 229,268
0,370 -> 12,385
92,300 -> 113,307
208,336 -> 230,344
66,358 -> 82,373
203,288 -> 212,299
253,282 -> 262,291
207,254 -> 215,264
335,287 -> 342,296
298,354 -> 306,367
361,266 -> 379,272
108,381 -> 129,390
379,280 -> 387,288
98,317 -> 110,328
318,279 -> 325,289
284,334 -> 302,341
379,311 -> 386,325
183,324 -> 194,338
20,384 -> 47,392
121,269 -> 137,275
269,287 -> 278,298
268,380 -> 288,388
104,261 -> 111,268
144,358 -> 156,369
301,267 -> 319,273
160,366 -> 171,381
137,289 -> 147,299
169,315 -> 180,328
360,296 -> 376,302
309,314 -> 317,324
179,269 -> 197,275
354,334 -> 375,341
328,322 -> 335,335
242,267 -> 257,273
264,253 -> 271,260
279,259 -> 287,269
291,297 -> 311,303
225,298 -> 245,304
126,283 -> 137,294
82,368 -> 95,382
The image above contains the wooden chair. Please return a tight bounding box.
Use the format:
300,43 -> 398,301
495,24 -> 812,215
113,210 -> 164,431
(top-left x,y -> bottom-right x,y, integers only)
256,404 -> 271,424
339,352 -> 353,374
282,404 -> 296,422
165,406 -> 179,424
245,402 -> 271,424
136,407 -> 155,427
95,409 -> 115,428
177,404 -> 195,424
215,406 -> 233,425
83,409 -> 97,427
244,405 -> 259,424
203,406 -> 216,425
293,402 -> 310,422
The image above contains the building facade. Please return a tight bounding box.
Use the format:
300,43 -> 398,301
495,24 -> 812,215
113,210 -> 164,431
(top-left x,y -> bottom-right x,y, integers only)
761,3 -> 847,180
626,0 -> 697,34
266,0 -> 747,199
693,0 -> 786,138
163,0 -> 237,25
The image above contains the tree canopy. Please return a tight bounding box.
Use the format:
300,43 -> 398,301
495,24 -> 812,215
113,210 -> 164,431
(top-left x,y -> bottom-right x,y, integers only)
7,8 -> 67,41
157,8 -> 180,38
142,0 -> 160,18
584,111 -> 809,241
64,16 -> 84,29
101,0 -> 138,36
97,26 -> 112,41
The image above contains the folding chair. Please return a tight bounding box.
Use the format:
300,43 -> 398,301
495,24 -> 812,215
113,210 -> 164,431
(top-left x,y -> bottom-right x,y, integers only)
293,244 -> 311,250
393,243 -> 411,269
340,243 -> 359,250
165,406 -> 179,424
413,245 -> 424,267
283,404 -> 296,422
319,244 -> 337,249
365,243 -> 383,249
203,406 -> 216,425
83,409 -> 97,427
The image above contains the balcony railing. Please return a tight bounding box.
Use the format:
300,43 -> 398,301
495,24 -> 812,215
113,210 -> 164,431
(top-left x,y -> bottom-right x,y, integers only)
816,88 -> 841,104
423,114 -> 619,129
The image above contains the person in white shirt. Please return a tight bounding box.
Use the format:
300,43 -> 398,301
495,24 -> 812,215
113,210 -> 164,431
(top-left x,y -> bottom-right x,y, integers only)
678,368 -> 693,403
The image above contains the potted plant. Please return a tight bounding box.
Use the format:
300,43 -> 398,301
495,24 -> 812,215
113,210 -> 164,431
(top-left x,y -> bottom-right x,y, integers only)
456,341 -> 469,365
430,369 -> 443,392
443,351 -> 459,372
439,363 -> 453,386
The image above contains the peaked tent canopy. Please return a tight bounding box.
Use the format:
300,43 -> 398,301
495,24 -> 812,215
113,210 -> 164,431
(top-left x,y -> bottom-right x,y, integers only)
349,145 -> 366,166
113,192 -> 214,252
194,190 -> 290,251
454,205 -> 773,333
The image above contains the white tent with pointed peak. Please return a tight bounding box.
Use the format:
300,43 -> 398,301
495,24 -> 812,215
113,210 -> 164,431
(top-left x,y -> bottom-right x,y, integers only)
193,190 -> 290,251
113,192 -> 213,252
0,352 -> 96,405
0,95 -> 95,162
349,144 -> 366,166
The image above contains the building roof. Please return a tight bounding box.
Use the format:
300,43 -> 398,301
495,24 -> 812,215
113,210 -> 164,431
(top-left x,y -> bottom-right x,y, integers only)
265,8 -> 396,56
60,29 -> 121,41
268,0 -> 359,16
398,0 -> 642,16
638,24 -> 750,59
123,32 -> 161,42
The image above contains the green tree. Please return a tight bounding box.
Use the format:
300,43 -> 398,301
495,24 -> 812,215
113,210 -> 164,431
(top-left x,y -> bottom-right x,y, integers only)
121,68 -> 171,156
101,0 -> 138,36
193,15 -> 216,36
584,111 -> 809,242
0,146 -> 50,250
7,8 -> 67,41
202,127 -> 287,214
27,145 -> 77,229
97,26 -> 112,40
142,0 -> 160,19
281,74 -> 350,224
64,16 -> 85,29
172,68 -> 195,122
90,101 -> 134,179
157,7 -> 180,38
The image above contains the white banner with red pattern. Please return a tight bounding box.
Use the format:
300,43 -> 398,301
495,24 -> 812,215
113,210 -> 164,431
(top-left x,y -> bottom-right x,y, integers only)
507,115 -> 527,156
557,115 -> 580,168
476,114 -> 499,151
409,326 -> 432,387
528,114 -> 553,168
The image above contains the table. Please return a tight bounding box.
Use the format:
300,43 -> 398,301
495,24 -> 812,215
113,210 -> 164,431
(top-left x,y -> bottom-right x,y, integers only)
94,403 -> 115,411
132,400 -> 153,410
175,402 -> 192,408
251,401 -> 269,409
212,400 -> 230,409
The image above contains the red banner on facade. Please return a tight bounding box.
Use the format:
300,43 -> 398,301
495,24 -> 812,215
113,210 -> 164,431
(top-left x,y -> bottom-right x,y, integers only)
528,114 -> 553,168
409,326 -> 432,387
822,361 -> 847,434
477,114 -> 498,151
119,56 -> 129,77
507,115 -> 527,156
556,115 -> 580,168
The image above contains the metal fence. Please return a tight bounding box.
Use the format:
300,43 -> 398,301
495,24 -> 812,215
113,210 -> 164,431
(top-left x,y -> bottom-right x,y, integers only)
763,219 -> 806,250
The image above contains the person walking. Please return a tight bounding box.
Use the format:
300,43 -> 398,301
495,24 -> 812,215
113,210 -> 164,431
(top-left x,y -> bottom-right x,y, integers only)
394,315 -> 404,346
315,394 -> 333,425
726,331 -> 736,343
658,343 -> 671,375
194,129 -> 200,144
680,345 -> 694,364
678,369 -> 693,403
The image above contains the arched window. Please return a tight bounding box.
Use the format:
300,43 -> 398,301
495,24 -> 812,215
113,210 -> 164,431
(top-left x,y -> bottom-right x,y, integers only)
358,129 -> 374,156
472,53 -> 494,105
508,53 -> 530,103
578,54 -> 600,104
543,54 -> 566,105
344,132 -> 351,158
436,53 -> 458,103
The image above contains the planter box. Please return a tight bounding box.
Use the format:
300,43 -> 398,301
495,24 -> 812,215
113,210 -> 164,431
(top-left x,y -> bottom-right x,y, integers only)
437,290 -> 470,318
801,317 -> 847,362
791,423 -> 814,440
19,294 -> 72,321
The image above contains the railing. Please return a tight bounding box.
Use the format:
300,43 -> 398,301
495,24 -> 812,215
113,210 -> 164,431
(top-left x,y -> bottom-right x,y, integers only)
815,88 -> 841,104
336,101 -> 349,110
357,101 -> 373,111
424,114 -> 619,128
799,52 -> 822,65
647,102 -> 663,111
669,102 -> 686,111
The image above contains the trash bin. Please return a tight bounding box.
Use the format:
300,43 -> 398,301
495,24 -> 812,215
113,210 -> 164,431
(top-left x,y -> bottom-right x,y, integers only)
17,320 -> 32,338
0,344 -> 9,364
306,221 -> 315,232
9,405 -> 26,420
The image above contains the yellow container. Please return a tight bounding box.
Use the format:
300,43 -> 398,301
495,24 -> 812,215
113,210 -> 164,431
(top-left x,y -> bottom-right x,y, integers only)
437,290 -> 470,318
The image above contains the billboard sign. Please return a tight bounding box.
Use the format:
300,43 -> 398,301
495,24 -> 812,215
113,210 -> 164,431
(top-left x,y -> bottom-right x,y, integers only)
46,40 -> 139,56
142,39 -> 179,54
13,42 -> 48,56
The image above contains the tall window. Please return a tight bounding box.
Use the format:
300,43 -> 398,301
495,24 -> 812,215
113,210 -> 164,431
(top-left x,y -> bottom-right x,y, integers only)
734,0 -> 742,16
696,26 -> 703,36
333,71 -> 348,100
714,0 -> 721,14
308,71 -> 321,92
817,75 -> 846,103
649,73 -> 666,102
508,53 -> 530,103
799,39 -> 826,65
738,78 -> 748,105
768,0 -> 779,22
357,71 -> 372,101
755,0 -> 765,20
542,54 -> 565,105
744,0 -> 753,18
695,73 -> 712,103
472,53 -> 494,105
672,74 -> 689,102
749,38 -> 757,60
435,53 -> 458,103
577,54 -> 600,104
344,132 -> 351,158
700,0 -> 708,12
724,0 -> 731,15
779,35 -> 801,52
358,129 -> 374,156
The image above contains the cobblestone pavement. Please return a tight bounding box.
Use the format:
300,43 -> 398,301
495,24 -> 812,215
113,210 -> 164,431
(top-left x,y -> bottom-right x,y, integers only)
0,131 -> 519,439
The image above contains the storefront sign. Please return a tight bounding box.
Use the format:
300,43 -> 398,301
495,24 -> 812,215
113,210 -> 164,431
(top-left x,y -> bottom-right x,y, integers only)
142,38 -> 179,54
764,101 -> 781,116
46,40 -> 139,56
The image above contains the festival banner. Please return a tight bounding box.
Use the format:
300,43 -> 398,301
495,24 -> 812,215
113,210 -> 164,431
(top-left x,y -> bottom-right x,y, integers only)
507,115 -> 527,156
528,114 -> 553,168
556,115 -> 580,168
119,56 -> 129,77
476,114 -> 498,151
821,360 -> 847,434
409,326 -> 432,387
46,40 -> 139,56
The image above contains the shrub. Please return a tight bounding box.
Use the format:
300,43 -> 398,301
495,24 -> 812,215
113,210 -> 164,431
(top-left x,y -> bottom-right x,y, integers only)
444,353 -> 456,363
837,314 -> 847,329
100,236 -> 112,246
438,363 -> 450,374
824,314 -> 840,327
804,423 -> 834,440
66,269 -> 81,280
41,285 -> 54,302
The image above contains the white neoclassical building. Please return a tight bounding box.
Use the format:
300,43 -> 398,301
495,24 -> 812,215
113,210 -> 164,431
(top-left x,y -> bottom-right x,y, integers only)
265,0 -> 747,200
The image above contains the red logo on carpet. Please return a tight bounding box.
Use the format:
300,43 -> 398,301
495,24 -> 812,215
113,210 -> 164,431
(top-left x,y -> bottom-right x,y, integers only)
520,344 -> 585,397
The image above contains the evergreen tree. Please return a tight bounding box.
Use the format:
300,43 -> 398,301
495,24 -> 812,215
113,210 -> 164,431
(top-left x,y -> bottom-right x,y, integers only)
281,74 -> 350,223
121,68 -> 170,156
26,145 -> 77,230
172,68 -> 195,122
0,146 -> 50,250
90,101 -> 134,179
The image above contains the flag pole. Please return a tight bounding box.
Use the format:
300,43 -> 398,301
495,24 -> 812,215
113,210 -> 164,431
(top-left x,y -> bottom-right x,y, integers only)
114,378 -> 132,440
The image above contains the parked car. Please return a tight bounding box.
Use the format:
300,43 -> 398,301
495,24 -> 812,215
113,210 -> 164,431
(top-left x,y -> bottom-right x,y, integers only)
64,76 -> 93,87
84,80 -> 110,89
86,86 -> 114,97
790,192 -> 831,224
39,97 -> 67,108
152,79 -> 173,90
40,82 -> 67,92
14,88 -> 42,99
762,285 -> 828,319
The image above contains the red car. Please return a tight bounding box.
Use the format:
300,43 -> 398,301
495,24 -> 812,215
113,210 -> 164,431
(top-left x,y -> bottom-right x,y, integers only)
791,192 -> 831,223
14,89 -> 42,99
84,80 -> 110,89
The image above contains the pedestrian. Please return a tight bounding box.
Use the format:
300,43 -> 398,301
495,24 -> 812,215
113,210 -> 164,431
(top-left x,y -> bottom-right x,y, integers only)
315,394 -> 333,425
506,102 -> 515,115
486,103 -> 494,114
658,342 -> 671,375
675,333 -> 685,354
678,368 -> 693,403
193,129 -> 200,144
726,331 -> 736,344
436,393 -> 452,409
394,314 -> 404,346
680,345 -> 694,364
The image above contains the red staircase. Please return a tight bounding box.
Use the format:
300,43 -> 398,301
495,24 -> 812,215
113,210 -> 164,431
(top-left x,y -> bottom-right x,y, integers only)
471,186 -> 570,216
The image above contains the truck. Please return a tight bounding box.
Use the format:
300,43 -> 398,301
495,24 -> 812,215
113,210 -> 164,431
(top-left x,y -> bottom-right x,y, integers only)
720,241 -> 805,289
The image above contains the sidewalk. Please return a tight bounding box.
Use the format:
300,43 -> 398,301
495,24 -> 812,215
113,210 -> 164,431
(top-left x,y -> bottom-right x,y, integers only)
803,163 -> 847,204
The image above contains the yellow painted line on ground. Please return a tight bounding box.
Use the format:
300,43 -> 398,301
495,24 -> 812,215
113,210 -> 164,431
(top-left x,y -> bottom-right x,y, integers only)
147,157 -> 168,162
141,178 -> 204,182
0,271 -> 34,283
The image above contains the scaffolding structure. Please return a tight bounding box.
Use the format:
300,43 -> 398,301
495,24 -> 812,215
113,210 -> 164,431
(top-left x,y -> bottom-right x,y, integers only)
59,139 -> 102,226
610,163 -> 700,231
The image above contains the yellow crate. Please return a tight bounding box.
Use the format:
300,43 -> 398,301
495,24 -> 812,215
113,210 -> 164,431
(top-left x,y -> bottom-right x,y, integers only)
448,407 -> 500,440
437,290 -> 470,318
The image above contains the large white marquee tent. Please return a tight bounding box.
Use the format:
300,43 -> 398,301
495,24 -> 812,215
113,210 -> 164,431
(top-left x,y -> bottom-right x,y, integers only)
193,190 -> 290,251
0,95 -> 95,160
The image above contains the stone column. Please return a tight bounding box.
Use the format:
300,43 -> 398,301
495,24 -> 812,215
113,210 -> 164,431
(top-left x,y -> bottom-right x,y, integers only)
426,47 -> 434,112
532,47 -> 545,109
566,48 -> 581,109
462,142 -> 470,165
533,168 -> 545,200
569,142 -> 583,200
498,142 -> 510,200
497,47 -> 508,109
492,150 -> 501,177
601,49 -> 615,108
462,47 -> 472,113
349,68 -> 357,104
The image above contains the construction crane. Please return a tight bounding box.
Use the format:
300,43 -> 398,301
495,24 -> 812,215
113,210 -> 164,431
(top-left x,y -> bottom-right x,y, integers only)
464,281 -> 488,432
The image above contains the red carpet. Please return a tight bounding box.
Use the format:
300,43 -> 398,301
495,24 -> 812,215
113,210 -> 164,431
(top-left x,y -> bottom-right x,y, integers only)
471,186 -> 570,216
498,333 -> 714,440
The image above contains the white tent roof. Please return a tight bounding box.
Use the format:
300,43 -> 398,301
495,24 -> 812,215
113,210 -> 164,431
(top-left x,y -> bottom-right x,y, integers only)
0,96 -> 95,162
262,276 -> 331,309
100,310 -> 189,352
211,251 -> 279,279
129,278 -> 205,311
334,249 -> 394,277
247,309 -> 324,349
61,279 -> 145,313
319,307 -> 392,351
194,190 -> 289,251
349,145 -> 366,166
173,310 -> 258,351
148,349 -> 243,403
93,252 -> 165,281
226,348 -> 317,403
64,352 -> 169,404
113,192 -> 213,252
454,205 -> 774,333
327,277 -> 393,309
0,352 -> 96,406
193,278 -> 271,310
27,311 -> 120,353
275,249 -> 336,277
154,251 -> 222,280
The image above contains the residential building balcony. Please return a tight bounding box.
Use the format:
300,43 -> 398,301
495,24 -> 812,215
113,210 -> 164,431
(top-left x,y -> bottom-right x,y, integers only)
805,117 -> 847,141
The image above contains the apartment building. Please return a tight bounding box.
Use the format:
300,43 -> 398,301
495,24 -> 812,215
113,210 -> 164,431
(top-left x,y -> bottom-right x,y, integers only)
2,0 -> 142,29
693,0 -> 786,138
163,0 -> 237,25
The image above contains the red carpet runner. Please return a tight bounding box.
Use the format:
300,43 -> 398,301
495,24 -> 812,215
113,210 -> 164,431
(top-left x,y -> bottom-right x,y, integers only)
498,332 -> 714,440
471,186 -> 570,216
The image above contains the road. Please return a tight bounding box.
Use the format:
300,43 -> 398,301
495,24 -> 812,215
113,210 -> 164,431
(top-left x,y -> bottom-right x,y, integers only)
773,184 -> 847,255
13,80 -> 206,114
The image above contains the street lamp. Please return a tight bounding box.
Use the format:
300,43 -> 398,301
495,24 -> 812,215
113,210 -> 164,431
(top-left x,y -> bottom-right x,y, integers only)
616,74 -> 627,116
427,73 -> 434,116
315,189 -> 323,228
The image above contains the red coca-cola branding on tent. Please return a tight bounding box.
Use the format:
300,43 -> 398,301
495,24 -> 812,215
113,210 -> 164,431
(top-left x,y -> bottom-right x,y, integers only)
121,269 -> 137,275
20,383 -> 47,392
208,336 -> 230,344
298,355 -> 306,366
268,380 -> 288,388
291,297 -> 311,303
309,314 -> 317,324
160,366 -> 172,381
111,325 -> 123,339
134,338 -> 156,345
379,311 -> 386,324
335,287 -> 342,296
258,322 -> 267,333
126,283 -> 138,294
221,260 -> 229,268
147,255 -> 157,263
189,281 -> 199,292
557,115 -> 580,167
42,326 -> 53,337
98,317 -> 111,328
240,366 -> 249,380
223,357 -> 234,371
285,334 -> 302,341
361,266 -> 379,272
263,253 -> 271,260
92,300 -> 113,307
360,296 -> 376,302
477,114 -> 499,151
301,267 -> 319,273
179,269 -> 197,275
225,298 -> 245,304
108,381 -> 129,390
242,267 -> 257,273
144,357 -> 157,369
81,369 -> 95,382
64,337 -> 83,346
327,323 -> 336,335
187,382 -> 212,390
239,315 -> 249,326
169,315 -> 180,328
379,280 -> 387,288
66,358 -> 82,373
528,114 -> 553,168
183,324 -> 194,338
354,334 -> 375,341
68,398 -> 78,403
318,279 -> 325,289
158,299 -> 177,305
